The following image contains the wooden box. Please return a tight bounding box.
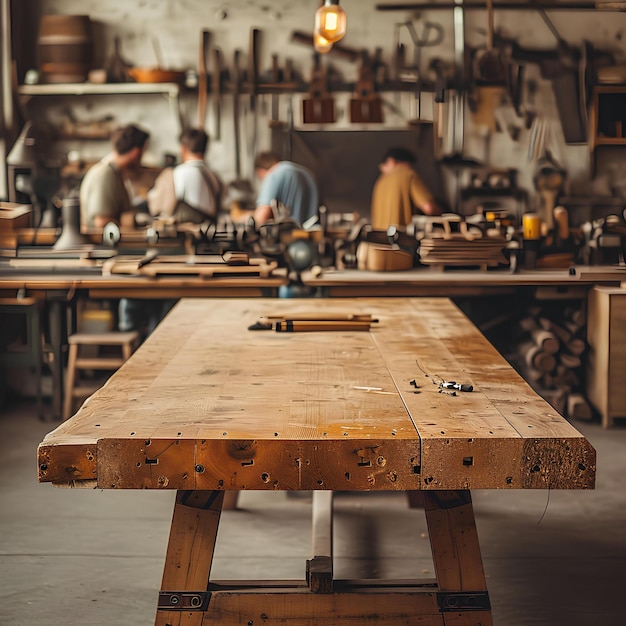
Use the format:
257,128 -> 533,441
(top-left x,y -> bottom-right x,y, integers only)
0,203 -> 32,249
586,286 -> 626,427
0,203 -> 32,232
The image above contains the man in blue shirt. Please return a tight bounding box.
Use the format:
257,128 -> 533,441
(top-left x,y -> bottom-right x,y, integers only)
253,152 -> 319,227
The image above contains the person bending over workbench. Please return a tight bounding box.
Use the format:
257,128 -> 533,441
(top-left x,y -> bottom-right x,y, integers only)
79,124 -> 150,229
253,152 -> 319,227
370,147 -> 441,230
147,128 -> 223,224
79,124 -> 174,337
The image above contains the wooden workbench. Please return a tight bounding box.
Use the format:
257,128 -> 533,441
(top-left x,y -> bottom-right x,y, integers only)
0,256 -> 287,299
0,260 -> 287,418
301,266 -> 626,298
38,298 -> 594,625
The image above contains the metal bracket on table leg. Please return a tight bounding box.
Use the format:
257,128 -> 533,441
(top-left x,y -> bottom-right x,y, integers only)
437,591 -> 491,612
158,591 -> 211,611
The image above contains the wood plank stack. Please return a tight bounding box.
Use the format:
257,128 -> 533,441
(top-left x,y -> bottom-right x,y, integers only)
510,303 -> 593,421
419,235 -> 508,270
418,215 -> 507,270
102,254 -> 278,278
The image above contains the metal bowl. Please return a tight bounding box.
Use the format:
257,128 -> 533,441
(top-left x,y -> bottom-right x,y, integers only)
125,67 -> 185,84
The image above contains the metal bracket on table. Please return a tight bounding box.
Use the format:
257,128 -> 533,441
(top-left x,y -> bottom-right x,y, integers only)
158,591 -> 211,611
437,591 -> 491,612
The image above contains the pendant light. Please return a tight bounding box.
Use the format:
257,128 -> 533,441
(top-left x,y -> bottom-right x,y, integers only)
314,32 -> 333,54
314,0 -> 347,45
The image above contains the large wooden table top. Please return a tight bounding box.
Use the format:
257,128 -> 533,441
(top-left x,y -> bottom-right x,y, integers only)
38,297 -> 595,491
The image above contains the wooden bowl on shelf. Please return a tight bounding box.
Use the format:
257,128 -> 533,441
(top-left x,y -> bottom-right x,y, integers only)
125,67 -> 185,84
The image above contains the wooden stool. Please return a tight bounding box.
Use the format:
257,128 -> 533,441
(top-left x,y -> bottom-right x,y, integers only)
63,331 -> 139,421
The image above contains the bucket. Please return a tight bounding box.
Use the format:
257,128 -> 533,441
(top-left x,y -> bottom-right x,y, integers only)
37,15 -> 93,84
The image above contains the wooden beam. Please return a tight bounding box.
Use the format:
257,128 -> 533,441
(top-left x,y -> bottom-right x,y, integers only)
157,490 -> 224,626
376,1 -> 620,10
306,491 -> 334,593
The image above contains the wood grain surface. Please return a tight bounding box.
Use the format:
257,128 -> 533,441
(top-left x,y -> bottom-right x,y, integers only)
38,298 -> 595,491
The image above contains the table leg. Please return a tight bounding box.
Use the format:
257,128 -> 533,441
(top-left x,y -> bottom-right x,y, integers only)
424,490 -> 493,626
153,490 -> 492,625
156,490 -> 224,626
47,299 -> 66,420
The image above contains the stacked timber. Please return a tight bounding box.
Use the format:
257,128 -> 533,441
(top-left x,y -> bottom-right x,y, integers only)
419,235 -> 508,270
512,304 -> 593,421
418,214 -> 508,270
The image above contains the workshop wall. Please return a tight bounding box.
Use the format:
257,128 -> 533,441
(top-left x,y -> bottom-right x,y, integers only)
18,0 -> 626,213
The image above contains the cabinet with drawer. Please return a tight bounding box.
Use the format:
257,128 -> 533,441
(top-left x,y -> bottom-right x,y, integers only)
586,286 -> 626,427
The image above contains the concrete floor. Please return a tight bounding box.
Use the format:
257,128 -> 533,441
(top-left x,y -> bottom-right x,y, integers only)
1,396 -> 625,626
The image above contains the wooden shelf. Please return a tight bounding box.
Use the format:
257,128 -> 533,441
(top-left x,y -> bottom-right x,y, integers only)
18,82 -> 180,97
559,195 -> 626,207
594,137 -> 626,146
589,86 -> 626,147
16,82 -> 185,145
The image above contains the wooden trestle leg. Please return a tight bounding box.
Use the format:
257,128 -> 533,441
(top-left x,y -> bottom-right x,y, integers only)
155,489 -> 492,625
156,490 -> 224,626
423,490 -> 493,626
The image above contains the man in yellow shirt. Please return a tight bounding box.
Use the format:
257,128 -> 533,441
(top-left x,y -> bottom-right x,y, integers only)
370,147 -> 441,229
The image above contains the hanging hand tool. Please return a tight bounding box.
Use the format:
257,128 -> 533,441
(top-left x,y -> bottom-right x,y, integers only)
350,51 -> 384,124
228,48 -> 255,213
397,19 -> 444,120
232,49 -> 242,180
212,47 -> 223,140
284,58 -> 295,158
477,0 -> 506,83
197,30 -> 210,129
302,53 -> 336,124
248,28 -> 260,165
268,53 -> 281,129
107,36 -> 132,83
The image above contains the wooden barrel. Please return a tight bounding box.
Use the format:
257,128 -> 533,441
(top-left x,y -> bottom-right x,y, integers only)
37,15 -> 92,84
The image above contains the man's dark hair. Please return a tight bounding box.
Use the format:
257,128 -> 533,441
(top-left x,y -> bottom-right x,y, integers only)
112,124 -> 149,155
180,128 -> 209,155
382,147 -> 416,164
254,151 -> 281,171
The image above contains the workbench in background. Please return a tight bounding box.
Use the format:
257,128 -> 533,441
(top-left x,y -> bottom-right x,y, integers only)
0,258 -> 287,418
301,266 -> 626,299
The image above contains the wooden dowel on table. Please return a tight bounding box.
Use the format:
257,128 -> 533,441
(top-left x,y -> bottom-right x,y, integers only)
276,320 -> 374,332
265,313 -> 377,322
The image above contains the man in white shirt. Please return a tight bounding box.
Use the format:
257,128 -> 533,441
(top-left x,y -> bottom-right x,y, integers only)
148,128 -> 223,223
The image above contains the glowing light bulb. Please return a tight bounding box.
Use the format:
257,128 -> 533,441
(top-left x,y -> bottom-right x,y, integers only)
314,0 -> 347,45
314,32 -> 333,54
